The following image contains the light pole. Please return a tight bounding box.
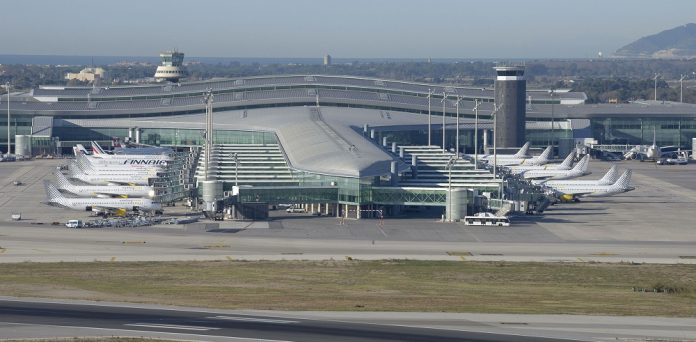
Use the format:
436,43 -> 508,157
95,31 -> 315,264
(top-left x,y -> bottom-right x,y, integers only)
446,156 -> 455,222
548,88 -> 556,158
441,91 -> 447,153
231,152 -> 239,187
473,99 -> 481,169
454,95 -> 462,158
491,104 -> 503,194
427,88 -> 432,146
653,73 -> 660,101
5,82 -> 10,155
680,74 -> 687,103
202,88 -> 214,181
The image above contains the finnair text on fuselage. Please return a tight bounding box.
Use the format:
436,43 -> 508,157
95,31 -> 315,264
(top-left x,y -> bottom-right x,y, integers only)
123,159 -> 168,166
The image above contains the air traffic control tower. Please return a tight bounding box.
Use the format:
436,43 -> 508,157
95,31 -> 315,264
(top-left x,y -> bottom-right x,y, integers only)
154,51 -> 185,82
493,65 -> 526,148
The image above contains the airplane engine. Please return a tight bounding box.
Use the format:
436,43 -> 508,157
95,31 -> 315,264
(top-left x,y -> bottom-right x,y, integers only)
85,206 -> 93,212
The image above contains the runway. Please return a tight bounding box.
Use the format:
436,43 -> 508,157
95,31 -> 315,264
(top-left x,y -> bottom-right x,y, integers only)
0,299 -> 575,342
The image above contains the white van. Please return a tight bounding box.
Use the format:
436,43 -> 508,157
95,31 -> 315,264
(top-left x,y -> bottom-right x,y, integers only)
65,220 -> 84,228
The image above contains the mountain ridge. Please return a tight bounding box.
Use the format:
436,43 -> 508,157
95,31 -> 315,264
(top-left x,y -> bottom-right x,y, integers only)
616,23 -> 696,58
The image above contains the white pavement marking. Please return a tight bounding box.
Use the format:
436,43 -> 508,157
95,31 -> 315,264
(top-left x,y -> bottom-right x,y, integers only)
0,322 -> 294,342
125,323 -> 219,331
208,315 -> 299,324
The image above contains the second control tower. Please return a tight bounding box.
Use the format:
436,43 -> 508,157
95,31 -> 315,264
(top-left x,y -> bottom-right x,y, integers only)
493,65 -> 526,148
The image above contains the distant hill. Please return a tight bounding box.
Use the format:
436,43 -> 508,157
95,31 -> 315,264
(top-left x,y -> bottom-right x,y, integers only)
616,23 -> 696,58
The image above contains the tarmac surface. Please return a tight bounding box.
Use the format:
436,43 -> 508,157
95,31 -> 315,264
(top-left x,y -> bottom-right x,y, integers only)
0,158 -> 695,263
1,297 -> 695,341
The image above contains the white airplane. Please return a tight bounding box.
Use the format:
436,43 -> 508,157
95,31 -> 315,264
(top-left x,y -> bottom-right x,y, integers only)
91,141 -> 172,161
520,155 -> 590,180
54,171 -> 155,198
44,181 -> 161,216
75,143 -> 171,167
477,142 -> 532,160
546,170 -> 634,201
539,164 -> 619,187
506,151 -> 576,174
73,154 -> 164,173
490,146 -> 552,166
68,165 -> 154,186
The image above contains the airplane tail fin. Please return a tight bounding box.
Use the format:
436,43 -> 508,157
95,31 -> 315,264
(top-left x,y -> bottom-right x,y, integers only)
559,151 -> 575,169
609,170 -> 632,191
598,165 -> 619,185
535,146 -> 552,165
572,155 -> 590,172
91,141 -> 106,155
513,142 -> 531,158
73,144 -> 89,157
43,180 -> 63,201
53,170 -> 74,189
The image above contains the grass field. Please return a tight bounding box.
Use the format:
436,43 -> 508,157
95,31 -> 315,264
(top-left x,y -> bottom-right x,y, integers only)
0,260 -> 694,316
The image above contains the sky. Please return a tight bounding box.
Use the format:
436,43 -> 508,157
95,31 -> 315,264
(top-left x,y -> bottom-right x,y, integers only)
1,0 -> 695,59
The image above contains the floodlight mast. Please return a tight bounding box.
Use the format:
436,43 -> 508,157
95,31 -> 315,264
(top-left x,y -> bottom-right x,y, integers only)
454,95 -> 462,158
473,98 -> 481,169
680,74 -> 687,103
427,88 -> 432,146
653,73 -> 660,101
5,82 -> 9,155
491,103 -> 503,186
203,88 -> 214,181
441,91 -> 447,153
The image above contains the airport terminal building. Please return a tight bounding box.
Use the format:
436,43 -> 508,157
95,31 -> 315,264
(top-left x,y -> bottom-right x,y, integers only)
3,73 -> 696,218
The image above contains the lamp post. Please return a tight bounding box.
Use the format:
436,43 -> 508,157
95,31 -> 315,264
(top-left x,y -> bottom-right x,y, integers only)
454,95 -> 462,158
5,82 -> 10,155
548,88 -> 556,159
491,104 -> 503,196
202,88 -> 214,181
653,73 -> 660,101
473,99 -> 481,169
441,91 -> 447,153
231,152 -> 239,187
446,156 -> 455,222
427,88 -> 432,146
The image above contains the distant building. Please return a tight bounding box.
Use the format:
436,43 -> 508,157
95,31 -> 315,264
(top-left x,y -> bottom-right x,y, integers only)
154,51 -> 185,82
323,54 -> 332,66
65,67 -> 106,83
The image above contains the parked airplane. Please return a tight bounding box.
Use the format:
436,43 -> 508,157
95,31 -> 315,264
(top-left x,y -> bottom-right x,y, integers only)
520,155 -> 590,180
68,165 -> 153,186
546,170 -> 634,201
506,151 -> 575,174
54,171 -> 155,198
44,181 -> 161,215
539,164 -> 619,187
477,142 -> 532,160
489,146 -> 552,166
73,154 -> 164,173
91,141 -> 172,161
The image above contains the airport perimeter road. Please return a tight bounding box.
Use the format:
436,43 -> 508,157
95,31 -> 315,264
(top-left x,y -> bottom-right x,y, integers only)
0,299 -> 578,342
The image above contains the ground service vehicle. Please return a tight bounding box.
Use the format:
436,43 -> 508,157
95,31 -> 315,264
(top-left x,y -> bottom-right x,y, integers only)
464,212 -> 510,227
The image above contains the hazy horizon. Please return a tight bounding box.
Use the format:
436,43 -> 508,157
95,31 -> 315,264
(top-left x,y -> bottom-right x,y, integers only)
1,0 -> 694,59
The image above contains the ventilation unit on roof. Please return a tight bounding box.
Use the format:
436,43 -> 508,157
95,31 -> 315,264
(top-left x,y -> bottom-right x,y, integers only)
379,93 -> 389,100
445,86 -> 455,93
234,79 -> 244,86
374,80 -> 385,86
88,102 -> 98,109
304,76 -> 316,82
234,93 -> 244,100
161,98 -> 171,106
308,89 -> 317,96
163,85 -> 172,92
